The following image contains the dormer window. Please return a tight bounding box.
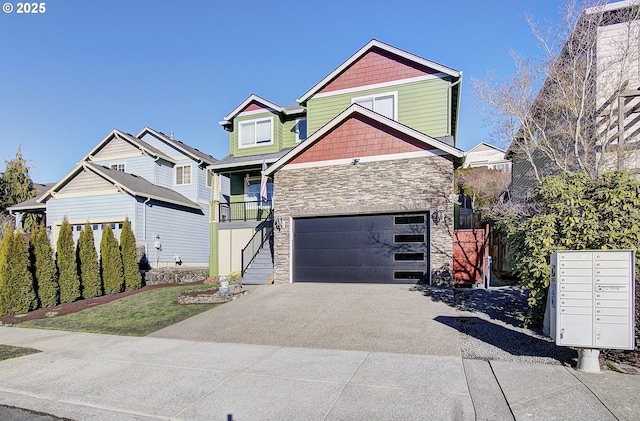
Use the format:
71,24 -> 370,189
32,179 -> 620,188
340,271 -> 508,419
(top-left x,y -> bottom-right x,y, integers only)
239,117 -> 273,148
110,163 -> 125,172
352,92 -> 397,120
295,118 -> 307,143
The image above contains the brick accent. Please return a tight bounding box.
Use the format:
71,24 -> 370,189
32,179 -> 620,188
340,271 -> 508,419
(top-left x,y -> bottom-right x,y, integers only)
272,155 -> 454,284
290,115 -> 434,164
320,47 -> 436,94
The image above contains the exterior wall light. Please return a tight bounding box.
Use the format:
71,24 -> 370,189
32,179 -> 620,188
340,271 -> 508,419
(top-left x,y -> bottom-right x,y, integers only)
431,206 -> 445,225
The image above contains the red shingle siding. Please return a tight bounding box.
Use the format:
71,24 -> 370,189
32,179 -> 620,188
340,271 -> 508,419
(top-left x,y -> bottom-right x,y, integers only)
290,115 -> 433,164
244,102 -> 268,112
319,47 -> 435,94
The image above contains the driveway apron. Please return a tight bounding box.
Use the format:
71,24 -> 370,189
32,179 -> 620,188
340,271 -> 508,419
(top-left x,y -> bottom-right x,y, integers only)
150,283 -> 462,357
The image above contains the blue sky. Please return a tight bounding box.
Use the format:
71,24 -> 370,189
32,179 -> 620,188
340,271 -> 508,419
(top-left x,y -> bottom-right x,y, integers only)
0,0 -> 565,182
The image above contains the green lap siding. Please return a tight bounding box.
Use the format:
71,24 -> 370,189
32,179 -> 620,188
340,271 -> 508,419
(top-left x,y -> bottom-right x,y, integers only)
306,77 -> 452,138
230,110 -> 300,157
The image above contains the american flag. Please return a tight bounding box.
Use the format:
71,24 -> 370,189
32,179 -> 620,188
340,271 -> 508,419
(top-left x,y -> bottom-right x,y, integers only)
260,159 -> 268,201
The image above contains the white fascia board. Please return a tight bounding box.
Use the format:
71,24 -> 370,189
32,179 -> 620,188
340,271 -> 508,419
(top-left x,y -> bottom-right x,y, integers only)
38,164 -> 85,203
297,39 -> 462,104
223,94 -> 283,122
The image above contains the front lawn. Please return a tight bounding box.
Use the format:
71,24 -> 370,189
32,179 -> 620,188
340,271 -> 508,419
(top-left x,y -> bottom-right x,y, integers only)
0,345 -> 40,361
19,284 -> 218,336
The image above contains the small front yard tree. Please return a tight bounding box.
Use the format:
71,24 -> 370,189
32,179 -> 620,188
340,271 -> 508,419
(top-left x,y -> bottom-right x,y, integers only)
120,218 -> 142,291
0,230 -> 14,314
100,224 -> 124,294
77,222 -> 101,298
57,217 -> 80,303
30,223 -> 59,307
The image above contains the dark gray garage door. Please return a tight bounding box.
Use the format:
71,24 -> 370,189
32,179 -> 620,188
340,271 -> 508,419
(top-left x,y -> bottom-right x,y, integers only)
293,213 -> 430,283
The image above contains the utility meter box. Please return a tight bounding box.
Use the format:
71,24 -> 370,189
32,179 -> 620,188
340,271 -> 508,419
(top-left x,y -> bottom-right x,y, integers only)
549,250 -> 636,350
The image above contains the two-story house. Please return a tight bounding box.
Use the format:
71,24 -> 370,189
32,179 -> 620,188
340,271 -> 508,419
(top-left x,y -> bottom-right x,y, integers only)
10,127 -> 215,267
211,39 -> 464,285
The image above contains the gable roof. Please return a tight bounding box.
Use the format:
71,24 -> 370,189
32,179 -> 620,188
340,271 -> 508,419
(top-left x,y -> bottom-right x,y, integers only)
265,104 -> 463,176
220,94 -> 306,127
7,182 -> 56,212
297,39 -> 462,105
40,163 -> 200,210
136,127 -> 216,166
84,129 -> 176,164
466,142 -> 507,155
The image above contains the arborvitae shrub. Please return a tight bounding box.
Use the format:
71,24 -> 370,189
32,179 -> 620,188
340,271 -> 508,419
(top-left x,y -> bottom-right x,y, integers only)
30,223 -> 59,308
77,222 -> 101,298
100,224 -> 124,294
57,217 -> 80,303
0,230 -> 14,314
9,231 -> 37,314
120,218 -> 142,291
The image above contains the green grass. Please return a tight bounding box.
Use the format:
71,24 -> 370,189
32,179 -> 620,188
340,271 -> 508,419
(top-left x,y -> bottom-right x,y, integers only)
19,285 -> 219,336
0,345 -> 41,361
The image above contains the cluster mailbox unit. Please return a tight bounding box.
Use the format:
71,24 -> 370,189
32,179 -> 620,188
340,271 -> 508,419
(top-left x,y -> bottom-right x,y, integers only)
549,250 -> 636,371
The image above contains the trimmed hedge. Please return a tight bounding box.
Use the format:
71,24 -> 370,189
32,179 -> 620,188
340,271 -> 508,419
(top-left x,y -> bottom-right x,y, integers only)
101,224 -> 124,294
120,218 -> 142,291
77,222 -> 101,298
30,223 -> 59,308
57,217 -> 80,303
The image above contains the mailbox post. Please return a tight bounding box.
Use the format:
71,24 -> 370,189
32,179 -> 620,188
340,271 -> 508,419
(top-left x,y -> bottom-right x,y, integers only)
549,250 -> 636,372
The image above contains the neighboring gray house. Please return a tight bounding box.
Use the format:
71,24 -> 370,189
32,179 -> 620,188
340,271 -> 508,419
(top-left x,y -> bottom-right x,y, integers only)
10,127 -> 215,267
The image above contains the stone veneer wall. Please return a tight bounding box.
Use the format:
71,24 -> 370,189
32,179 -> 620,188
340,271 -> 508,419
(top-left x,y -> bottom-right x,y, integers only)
272,154 -> 454,284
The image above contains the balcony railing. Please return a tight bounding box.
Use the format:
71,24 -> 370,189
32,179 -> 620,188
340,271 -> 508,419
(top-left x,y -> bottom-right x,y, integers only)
219,200 -> 272,222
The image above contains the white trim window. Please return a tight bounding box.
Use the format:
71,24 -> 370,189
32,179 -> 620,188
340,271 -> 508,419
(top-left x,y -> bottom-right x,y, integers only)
206,169 -> 214,188
239,117 -> 273,148
110,163 -> 126,172
175,164 -> 192,186
352,91 -> 397,120
295,117 -> 307,143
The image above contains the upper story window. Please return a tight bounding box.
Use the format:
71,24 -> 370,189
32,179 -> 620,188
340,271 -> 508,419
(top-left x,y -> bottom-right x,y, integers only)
295,118 -> 307,143
175,164 -> 192,186
352,92 -> 397,120
239,117 -> 273,148
110,163 -> 125,172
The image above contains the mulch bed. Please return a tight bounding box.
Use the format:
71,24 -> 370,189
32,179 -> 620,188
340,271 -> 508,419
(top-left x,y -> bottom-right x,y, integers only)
0,283 -> 201,326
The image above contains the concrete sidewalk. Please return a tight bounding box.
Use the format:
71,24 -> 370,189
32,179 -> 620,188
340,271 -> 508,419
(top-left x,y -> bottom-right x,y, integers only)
1,327 -> 638,420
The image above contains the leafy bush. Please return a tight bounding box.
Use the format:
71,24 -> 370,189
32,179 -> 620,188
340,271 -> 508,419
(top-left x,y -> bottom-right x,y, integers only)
120,218 -> 142,291
499,171 -> 640,326
57,217 -> 80,303
100,224 -> 124,294
30,223 -> 59,307
77,222 -> 101,298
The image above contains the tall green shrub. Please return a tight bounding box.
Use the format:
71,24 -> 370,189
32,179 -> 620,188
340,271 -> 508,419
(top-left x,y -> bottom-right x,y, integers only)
8,231 -> 37,314
503,170 -> 640,326
120,218 -> 142,291
57,217 -> 80,303
100,224 -> 124,294
30,223 -> 59,307
0,230 -> 14,314
77,222 -> 101,298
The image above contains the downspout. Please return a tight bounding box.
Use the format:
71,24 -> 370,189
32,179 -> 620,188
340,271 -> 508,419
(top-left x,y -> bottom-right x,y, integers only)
447,76 -> 462,145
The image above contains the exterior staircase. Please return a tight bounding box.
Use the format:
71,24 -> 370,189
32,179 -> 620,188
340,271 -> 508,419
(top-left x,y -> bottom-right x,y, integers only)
241,242 -> 273,285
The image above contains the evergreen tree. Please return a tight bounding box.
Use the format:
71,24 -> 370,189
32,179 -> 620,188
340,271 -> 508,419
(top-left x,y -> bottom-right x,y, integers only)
100,224 -> 124,294
8,231 -> 37,314
57,217 -> 80,303
0,230 -> 14,314
77,222 -> 101,298
0,147 -> 37,211
120,218 -> 142,290
30,223 -> 59,307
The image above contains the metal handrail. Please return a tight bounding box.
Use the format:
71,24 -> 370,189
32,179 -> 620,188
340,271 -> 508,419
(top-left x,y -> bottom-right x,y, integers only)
219,200 -> 272,222
241,210 -> 274,276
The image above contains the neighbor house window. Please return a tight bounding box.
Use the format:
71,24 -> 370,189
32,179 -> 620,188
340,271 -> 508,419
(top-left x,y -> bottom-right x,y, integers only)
175,164 -> 192,185
352,92 -> 397,120
295,118 -> 307,143
110,163 -> 125,172
239,117 -> 273,148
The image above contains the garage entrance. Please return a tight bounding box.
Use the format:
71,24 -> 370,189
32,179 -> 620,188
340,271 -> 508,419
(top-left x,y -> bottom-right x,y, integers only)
292,212 -> 430,283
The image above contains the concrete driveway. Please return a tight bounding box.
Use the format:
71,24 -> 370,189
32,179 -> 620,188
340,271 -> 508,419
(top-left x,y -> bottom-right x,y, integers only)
151,283 -> 462,356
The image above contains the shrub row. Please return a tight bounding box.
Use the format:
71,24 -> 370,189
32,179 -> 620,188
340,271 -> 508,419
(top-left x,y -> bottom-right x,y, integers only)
0,217 -> 142,315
